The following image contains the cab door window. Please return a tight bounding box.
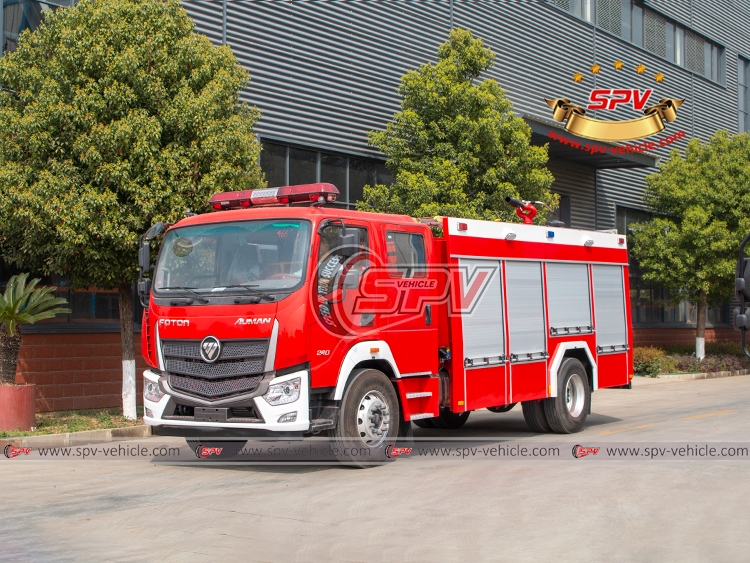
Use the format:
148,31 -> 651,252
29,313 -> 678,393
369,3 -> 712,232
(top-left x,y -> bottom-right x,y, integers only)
386,231 -> 426,278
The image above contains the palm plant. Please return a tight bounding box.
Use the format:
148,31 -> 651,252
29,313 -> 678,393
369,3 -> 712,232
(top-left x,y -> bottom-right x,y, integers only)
0,273 -> 70,385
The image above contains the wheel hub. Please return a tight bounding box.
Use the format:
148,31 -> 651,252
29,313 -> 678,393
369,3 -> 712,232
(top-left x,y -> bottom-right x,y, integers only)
356,390 -> 390,447
565,373 -> 585,418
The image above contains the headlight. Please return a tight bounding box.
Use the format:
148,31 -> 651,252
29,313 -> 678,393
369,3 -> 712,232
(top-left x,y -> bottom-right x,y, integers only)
144,380 -> 164,402
264,377 -> 301,406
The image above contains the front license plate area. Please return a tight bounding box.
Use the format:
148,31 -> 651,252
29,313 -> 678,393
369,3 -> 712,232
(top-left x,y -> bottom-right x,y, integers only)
194,407 -> 229,423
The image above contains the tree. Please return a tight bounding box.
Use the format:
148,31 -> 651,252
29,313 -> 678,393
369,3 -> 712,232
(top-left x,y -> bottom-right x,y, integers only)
0,0 -> 264,417
0,274 -> 70,385
629,131 -> 750,359
357,28 -> 556,223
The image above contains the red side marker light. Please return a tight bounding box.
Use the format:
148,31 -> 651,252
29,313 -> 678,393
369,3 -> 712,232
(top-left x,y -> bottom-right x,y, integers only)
457,222 -> 468,231
618,237 -> 625,245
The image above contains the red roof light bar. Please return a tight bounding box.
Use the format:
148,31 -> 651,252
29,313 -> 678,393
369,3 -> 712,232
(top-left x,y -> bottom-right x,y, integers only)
209,183 -> 339,210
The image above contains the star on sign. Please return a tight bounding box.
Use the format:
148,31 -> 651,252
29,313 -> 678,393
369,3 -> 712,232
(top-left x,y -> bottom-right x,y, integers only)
613,59 -> 624,70
636,63 -> 647,74
590,63 -> 601,74
573,72 -> 584,83
654,72 -> 666,83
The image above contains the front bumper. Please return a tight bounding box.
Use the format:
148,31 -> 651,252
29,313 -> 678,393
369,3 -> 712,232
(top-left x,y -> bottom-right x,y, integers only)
143,368 -> 311,434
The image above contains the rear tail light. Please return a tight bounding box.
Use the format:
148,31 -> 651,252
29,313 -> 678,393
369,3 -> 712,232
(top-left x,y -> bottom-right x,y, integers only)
209,183 -> 339,210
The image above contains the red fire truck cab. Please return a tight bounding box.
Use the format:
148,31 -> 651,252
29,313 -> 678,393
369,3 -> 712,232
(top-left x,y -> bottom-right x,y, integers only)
139,183 -> 633,463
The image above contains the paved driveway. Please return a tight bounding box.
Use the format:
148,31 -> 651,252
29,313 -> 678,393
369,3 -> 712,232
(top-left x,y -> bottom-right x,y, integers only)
2,376 -> 749,562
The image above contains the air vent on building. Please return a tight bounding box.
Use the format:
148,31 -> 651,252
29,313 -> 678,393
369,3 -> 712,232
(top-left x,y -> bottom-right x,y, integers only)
685,30 -> 705,75
644,10 -> 667,58
597,0 -> 621,37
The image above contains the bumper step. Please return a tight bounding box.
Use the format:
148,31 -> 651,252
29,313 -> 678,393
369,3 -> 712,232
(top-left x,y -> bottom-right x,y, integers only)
410,413 -> 435,420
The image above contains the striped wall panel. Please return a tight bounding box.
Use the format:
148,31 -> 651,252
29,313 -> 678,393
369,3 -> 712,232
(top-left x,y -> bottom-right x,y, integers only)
181,0 -> 750,230
547,159 -> 597,230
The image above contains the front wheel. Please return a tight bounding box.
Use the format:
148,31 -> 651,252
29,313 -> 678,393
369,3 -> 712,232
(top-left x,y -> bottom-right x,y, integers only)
329,368 -> 400,467
543,358 -> 591,433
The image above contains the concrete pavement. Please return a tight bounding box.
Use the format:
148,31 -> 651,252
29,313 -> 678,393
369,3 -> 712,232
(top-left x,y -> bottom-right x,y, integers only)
2,376 -> 749,562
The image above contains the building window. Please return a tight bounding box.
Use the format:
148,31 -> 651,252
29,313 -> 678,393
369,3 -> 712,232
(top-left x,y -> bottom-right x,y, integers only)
551,1 -> 725,85
2,0 -> 68,55
739,57 -> 750,133
259,141 -> 393,209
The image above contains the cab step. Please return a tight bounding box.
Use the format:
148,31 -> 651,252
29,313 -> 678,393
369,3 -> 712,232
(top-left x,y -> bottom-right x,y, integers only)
410,413 -> 435,420
309,418 -> 336,432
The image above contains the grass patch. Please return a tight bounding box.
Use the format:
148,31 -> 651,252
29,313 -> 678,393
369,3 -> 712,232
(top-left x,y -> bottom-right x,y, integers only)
0,406 -> 144,438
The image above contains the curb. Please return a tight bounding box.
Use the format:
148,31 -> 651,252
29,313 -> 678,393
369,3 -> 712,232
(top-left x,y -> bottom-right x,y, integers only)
0,424 -> 152,449
635,368 -> 750,381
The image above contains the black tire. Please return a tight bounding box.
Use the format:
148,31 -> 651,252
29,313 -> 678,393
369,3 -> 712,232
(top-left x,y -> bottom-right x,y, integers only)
413,418 -> 437,429
431,408 -> 470,429
487,403 -> 516,413
186,439 -> 246,459
543,358 -> 591,434
328,368 -> 400,467
522,400 -> 552,433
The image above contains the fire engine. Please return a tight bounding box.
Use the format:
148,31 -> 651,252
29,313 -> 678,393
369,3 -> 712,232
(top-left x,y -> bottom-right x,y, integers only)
138,183 -> 634,465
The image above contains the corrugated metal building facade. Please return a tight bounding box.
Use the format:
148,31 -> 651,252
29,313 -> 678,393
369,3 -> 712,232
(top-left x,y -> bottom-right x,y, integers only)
181,0 -> 749,332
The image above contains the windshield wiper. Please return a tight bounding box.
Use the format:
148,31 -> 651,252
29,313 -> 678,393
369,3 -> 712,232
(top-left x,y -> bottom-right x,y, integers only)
219,284 -> 279,301
159,286 -> 209,304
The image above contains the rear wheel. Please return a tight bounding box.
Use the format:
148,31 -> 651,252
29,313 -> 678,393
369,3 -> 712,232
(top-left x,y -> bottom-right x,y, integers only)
328,368 -> 400,467
522,400 -> 552,433
543,358 -> 591,434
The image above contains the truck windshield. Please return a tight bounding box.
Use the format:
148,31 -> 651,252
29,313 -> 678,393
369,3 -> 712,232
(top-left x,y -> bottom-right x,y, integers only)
153,219 -> 312,296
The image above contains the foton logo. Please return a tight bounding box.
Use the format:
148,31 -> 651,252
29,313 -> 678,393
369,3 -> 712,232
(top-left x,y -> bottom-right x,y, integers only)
159,319 -> 190,327
196,445 -> 223,459
587,89 -> 653,111
235,317 -> 272,325
572,445 -> 600,459
4,445 -> 31,459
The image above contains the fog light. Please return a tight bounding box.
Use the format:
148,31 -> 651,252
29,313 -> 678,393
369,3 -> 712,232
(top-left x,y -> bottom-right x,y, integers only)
264,377 -> 301,406
277,412 -> 297,423
144,380 -> 164,402
145,407 -> 154,418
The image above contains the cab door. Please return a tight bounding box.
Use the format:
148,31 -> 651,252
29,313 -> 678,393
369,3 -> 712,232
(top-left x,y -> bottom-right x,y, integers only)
381,225 -> 438,376
308,220 -> 377,388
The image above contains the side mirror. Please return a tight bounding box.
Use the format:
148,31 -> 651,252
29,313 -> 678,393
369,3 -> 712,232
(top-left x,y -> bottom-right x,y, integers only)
138,278 -> 151,298
737,258 -> 750,301
138,241 -> 151,277
337,228 -> 360,258
144,222 -> 163,241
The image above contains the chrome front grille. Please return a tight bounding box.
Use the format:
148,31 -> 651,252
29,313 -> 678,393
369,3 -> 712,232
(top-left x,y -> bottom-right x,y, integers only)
165,359 -> 264,379
162,339 -> 268,399
169,374 -> 264,398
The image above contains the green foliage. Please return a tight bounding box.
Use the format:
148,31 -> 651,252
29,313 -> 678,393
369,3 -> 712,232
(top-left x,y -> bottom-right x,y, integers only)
0,0 -> 264,290
629,131 -> 750,306
358,28 -> 556,222
0,273 -> 70,336
633,346 -> 667,377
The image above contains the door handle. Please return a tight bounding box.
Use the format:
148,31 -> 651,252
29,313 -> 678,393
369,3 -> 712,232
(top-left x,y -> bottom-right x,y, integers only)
425,305 -> 432,326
